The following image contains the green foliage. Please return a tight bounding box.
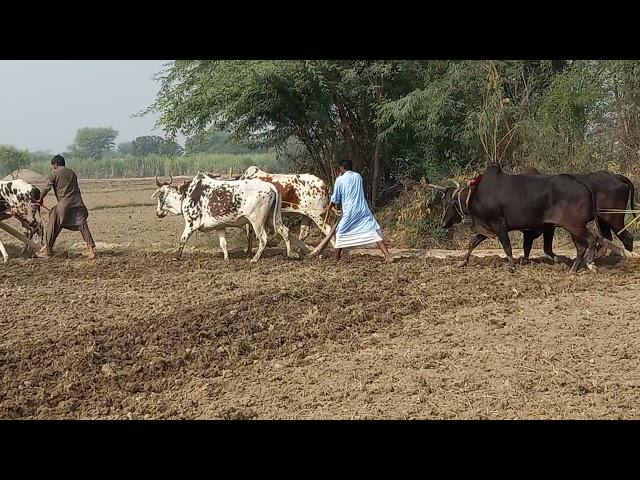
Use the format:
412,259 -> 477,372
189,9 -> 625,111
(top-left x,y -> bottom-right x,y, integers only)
185,130 -> 267,154
28,153 -> 287,179
0,145 -> 31,178
130,135 -> 183,156
118,142 -> 133,155
142,60 -> 418,203
68,127 -> 118,159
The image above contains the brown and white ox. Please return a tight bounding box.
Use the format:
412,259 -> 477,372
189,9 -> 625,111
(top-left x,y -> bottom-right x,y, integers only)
151,173 -> 294,262
0,179 -> 43,262
240,166 -> 334,252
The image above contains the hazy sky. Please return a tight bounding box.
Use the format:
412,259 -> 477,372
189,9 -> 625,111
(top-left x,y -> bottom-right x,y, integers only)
0,60 -> 174,153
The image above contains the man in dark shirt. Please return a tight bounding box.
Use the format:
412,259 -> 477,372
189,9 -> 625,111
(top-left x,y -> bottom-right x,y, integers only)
36,155 -> 96,258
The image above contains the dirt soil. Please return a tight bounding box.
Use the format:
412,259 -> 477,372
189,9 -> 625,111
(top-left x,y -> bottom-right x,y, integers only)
1,178 -> 640,419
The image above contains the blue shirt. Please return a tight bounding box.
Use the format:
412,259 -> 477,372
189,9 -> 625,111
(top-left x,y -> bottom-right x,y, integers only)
330,170 -> 381,235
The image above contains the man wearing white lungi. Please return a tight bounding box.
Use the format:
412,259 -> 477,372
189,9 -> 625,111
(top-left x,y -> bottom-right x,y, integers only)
328,160 -> 393,263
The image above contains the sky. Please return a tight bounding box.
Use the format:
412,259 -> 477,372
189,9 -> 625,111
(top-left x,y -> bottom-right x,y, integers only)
0,60 -> 178,153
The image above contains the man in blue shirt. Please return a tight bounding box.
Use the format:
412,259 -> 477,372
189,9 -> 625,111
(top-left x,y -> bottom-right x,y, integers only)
328,160 -> 393,263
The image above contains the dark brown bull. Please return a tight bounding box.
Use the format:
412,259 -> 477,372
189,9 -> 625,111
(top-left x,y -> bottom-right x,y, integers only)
428,164 -> 605,273
520,168 -> 636,263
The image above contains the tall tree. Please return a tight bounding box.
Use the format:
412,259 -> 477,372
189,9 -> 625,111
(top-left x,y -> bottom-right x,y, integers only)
142,60 -> 415,204
130,135 -> 183,156
68,127 -> 118,159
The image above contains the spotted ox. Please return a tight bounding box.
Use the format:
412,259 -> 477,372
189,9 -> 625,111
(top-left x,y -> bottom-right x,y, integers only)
151,173 -> 293,262
0,179 -> 43,262
241,166 -> 334,251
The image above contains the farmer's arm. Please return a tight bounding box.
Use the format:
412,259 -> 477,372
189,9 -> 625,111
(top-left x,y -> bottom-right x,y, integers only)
39,172 -> 55,201
329,177 -> 342,209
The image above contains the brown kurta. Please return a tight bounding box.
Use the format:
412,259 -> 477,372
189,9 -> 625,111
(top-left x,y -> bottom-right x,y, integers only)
42,167 -> 89,227
42,167 -> 95,250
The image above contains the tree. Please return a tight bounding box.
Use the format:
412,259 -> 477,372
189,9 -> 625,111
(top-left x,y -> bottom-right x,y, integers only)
185,129 -> 264,154
143,60 -> 417,205
0,145 -> 31,178
130,135 -> 184,156
143,59 -> 634,210
68,127 -> 118,159
118,141 -> 133,155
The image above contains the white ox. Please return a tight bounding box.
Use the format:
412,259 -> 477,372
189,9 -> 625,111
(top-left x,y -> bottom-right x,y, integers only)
0,179 -> 43,262
240,166 -> 335,251
151,173 -> 293,262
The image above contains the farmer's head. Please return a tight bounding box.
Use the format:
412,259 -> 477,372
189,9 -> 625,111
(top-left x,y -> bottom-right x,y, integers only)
338,159 -> 353,175
51,155 -> 65,169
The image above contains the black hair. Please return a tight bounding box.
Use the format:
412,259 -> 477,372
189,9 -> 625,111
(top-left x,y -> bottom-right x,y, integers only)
340,159 -> 353,171
51,155 -> 65,167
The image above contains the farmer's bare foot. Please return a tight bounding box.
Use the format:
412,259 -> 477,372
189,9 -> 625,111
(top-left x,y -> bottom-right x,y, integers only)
85,247 -> 97,259
384,254 -> 395,263
36,247 -> 52,258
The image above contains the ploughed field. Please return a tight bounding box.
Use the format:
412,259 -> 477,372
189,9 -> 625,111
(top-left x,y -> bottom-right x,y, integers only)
0,178 -> 639,419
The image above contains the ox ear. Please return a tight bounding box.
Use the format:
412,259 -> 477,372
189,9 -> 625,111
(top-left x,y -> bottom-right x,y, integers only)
151,188 -> 161,200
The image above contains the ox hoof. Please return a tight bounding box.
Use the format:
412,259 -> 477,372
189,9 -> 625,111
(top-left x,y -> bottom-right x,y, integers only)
520,257 -> 530,265
506,265 -> 516,274
587,263 -> 598,272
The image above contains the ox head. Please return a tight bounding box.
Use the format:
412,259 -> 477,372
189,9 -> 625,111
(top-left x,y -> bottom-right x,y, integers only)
151,175 -> 184,218
241,165 -> 263,180
424,179 -> 466,230
1,180 -> 44,239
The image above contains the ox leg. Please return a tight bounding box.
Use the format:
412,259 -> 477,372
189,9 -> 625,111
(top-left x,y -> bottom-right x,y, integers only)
496,229 -> 516,273
521,230 -> 541,265
20,228 -> 33,257
217,230 -> 229,260
0,240 -> 8,262
299,217 -> 311,241
542,227 -> 560,263
245,224 -> 253,256
618,230 -> 635,253
175,225 -> 195,260
248,221 -> 268,263
457,234 -> 487,268
273,217 -> 293,258
594,221 -> 612,259
606,216 -> 635,253
568,234 -> 589,273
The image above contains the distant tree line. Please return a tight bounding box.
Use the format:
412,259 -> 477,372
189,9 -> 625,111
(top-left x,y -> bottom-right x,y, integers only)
142,60 -> 640,207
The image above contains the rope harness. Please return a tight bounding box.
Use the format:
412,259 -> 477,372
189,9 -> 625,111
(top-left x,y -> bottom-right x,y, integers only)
452,174 -> 483,219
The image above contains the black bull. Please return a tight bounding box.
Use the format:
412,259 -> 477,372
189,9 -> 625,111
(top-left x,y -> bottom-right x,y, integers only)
519,168 -> 635,262
430,164 -> 623,273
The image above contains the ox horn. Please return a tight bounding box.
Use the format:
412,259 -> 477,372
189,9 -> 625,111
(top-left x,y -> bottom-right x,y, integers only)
155,175 -> 162,187
308,216 -> 341,257
168,174 -> 173,185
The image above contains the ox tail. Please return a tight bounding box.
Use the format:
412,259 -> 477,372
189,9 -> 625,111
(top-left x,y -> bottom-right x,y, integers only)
270,185 -> 283,231
575,177 -> 603,235
619,175 -> 636,211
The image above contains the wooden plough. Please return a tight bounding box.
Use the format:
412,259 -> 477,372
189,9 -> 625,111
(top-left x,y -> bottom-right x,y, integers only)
596,207 -> 640,258
0,220 -> 42,252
